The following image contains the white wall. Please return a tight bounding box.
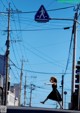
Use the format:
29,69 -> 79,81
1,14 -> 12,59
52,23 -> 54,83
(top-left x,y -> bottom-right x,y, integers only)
7,91 -> 18,106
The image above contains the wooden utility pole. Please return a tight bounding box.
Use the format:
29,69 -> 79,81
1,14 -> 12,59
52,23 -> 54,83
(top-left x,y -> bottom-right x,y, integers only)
29,84 -> 35,107
18,60 -> 23,106
24,76 -> 27,106
29,84 -> 33,107
71,5 -> 79,109
61,75 -> 64,108
78,61 -> 80,110
5,3 -> 10,105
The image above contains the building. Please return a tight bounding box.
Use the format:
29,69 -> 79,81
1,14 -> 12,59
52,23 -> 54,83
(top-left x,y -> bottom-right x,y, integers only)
7,91 -> 18,106
8,84 -> 20,106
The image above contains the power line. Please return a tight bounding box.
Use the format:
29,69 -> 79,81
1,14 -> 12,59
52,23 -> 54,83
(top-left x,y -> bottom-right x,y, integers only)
0,0 -> 7,8
21,44 -> 65,68
63,26 -> 73,76
3,27 -> 71,32
0,5 -> 74,14
14,5 -> 74,14
22,42 -> 66,68
11,41 -> 19,66
10,58 -> 71,75
10,67 -> 19,82
10,0 -> 17,9
10,14 -> 23,61
47,5 -> 74,12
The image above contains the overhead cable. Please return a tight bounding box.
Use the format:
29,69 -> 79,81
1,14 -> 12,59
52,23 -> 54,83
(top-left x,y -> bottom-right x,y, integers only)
64,25 -> 74,76
10,59 -> 71,75
0,5 -> 74,14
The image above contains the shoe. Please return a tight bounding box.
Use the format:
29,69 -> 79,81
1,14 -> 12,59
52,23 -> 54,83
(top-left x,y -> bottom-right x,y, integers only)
40,101 -> 44,104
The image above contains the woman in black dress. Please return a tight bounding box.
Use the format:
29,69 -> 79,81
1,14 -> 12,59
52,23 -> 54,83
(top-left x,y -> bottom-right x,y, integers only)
40,76 -> 63,109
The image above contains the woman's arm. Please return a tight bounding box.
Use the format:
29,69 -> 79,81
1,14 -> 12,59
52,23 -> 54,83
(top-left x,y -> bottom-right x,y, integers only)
44,82 -> 57,85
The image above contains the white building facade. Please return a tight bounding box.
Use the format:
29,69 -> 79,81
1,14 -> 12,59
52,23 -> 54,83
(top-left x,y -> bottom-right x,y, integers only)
7,91 -> 18,106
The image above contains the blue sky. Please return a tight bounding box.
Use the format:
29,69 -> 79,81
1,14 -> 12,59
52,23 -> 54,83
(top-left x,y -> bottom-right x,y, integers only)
0,0 -> 80,109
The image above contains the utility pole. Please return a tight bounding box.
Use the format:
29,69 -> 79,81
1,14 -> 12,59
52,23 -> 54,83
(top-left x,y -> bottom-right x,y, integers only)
24,76 -> 27,106
5,3 -> 10,105
29,84 -> 35,107
18,60 -> 24,106
61,75 -> 64,108
71,5 -> 79,109
77,60 -> 80,110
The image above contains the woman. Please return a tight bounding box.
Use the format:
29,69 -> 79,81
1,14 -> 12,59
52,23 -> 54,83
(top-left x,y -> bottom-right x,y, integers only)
40,76 -> 63,109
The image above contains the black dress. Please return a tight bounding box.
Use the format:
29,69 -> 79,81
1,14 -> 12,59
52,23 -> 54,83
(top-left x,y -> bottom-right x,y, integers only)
47,84 -> 62,102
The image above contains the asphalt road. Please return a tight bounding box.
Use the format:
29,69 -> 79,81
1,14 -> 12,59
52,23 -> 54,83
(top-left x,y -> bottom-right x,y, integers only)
7,106 -> 80,113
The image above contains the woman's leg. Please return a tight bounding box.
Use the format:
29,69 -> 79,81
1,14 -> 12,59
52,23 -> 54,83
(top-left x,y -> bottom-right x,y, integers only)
55,89 -> 63,109
40,97 -> 48,104
58,101 -> 63,109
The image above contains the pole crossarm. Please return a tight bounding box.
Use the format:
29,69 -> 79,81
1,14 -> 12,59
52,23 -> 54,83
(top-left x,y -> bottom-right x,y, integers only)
49,18 -> 74,21
49,18 -> 80,25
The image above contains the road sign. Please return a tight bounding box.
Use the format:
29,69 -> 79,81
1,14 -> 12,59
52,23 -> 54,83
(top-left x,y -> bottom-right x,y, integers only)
35,5 -> 50,23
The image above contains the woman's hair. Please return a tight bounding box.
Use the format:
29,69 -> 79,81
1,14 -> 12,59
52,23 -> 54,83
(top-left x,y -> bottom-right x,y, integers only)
50,76 -> 57,83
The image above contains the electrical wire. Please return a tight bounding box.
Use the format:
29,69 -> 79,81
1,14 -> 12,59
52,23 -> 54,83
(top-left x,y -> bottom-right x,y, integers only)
64,24 -> 74,76
0,0 -> 7,8
10,66 -> 19,82
10,58 -> 71,75
0,5 -> 74,14
22,42 -> 66,68
21,44 -> 65,68
47,5 -> 74,12
4,27 -> 71,32
10,14 -> 23,60
11,40 -> 19,66
10,0 -> 17,9
10,5 -> 74,14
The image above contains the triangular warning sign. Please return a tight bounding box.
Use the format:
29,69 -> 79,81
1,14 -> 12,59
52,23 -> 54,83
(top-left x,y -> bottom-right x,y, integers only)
35,5 -> 50,23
